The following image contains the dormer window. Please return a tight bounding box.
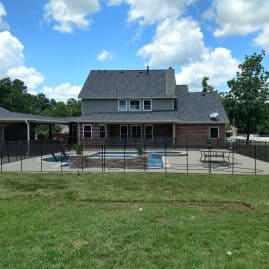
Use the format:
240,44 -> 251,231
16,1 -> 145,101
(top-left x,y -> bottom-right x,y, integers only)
143,99 -> 152,111
129,100 -> 141,111
118,100 -> 127,111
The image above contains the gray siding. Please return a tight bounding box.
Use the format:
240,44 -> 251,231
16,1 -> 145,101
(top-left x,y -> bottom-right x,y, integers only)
82,98 -> 175,115
82,99 -> 118,115
152,99 -> 174,111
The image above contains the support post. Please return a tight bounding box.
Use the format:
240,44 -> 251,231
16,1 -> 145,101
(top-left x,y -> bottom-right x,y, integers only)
49,124 -> 52,140
77,122 -> 81,145
25,120 -> 30,156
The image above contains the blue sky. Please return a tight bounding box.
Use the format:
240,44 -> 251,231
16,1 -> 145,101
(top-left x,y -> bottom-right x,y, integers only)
0,0 -> 268,101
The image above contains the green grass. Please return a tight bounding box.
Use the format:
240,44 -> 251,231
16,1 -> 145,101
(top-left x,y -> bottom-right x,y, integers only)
0,173 -> 268,268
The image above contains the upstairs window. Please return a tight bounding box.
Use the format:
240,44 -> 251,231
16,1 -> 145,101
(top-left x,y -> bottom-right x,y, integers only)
99,125 -> 107,138
210,127 -> 219,139
118,100 -> 127,111
143,99 -> 152,111
83,124 -> 92,139
129,100 -> 141,111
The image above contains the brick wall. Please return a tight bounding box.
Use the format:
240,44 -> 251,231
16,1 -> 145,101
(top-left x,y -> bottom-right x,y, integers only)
176,124 -> 226,147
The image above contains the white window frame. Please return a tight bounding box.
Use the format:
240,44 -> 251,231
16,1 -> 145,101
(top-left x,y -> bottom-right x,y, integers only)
129,99 -> 141,111
118,99 -> 128,111
120,125 -> 128,140
99,124 -> 107,138
143,99 -> 152,111
144,125 -> 153,140
131,125 -> 142,139
83,124 -> 92,139
209,127 -> 219,139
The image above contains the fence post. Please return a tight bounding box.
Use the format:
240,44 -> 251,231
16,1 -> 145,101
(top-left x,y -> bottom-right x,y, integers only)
144,142 -> 146,173
40,142 -> 43,172
232,145 -> 234,175
164,144 -> 167,174
81,143 -> 84,173
20,143 -> 23,172
103,144 -> 106,173
0,146 -> 2,173
254,144 -> 257,175
208,144 -> 212,175
186,144 -> 189,174
60,144 -> 63,173
123,143 -> 126,173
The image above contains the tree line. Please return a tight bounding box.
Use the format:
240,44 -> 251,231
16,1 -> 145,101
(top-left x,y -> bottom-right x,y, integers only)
0,78 -> 81,117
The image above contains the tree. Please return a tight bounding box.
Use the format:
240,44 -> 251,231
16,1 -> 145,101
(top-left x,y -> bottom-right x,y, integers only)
202,77 -> 215,92
223,51 -> 269,142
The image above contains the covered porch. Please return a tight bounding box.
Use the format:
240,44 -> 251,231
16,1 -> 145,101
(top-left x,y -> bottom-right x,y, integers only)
71,123 -> 176,146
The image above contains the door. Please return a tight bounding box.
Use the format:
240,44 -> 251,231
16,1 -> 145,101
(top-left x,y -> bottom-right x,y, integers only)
120,125 -> 128,143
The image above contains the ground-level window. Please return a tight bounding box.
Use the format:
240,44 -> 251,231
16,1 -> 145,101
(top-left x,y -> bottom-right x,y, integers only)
129,100 -> 141,111
210,127 -> 219,139
144,125 -> 153,139
99,125 -> 107,138
118,100 -> 127,111
83,124 -> 92,139
131,125 -> 142,138
143,99 -> 152,111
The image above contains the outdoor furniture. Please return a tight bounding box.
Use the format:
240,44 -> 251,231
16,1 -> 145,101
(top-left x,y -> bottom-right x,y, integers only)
200,149 -> 232,163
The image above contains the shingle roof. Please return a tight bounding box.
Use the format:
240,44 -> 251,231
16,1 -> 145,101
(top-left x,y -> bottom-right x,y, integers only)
79,69 -> 173,99
0,106 -> 67,123
69,90 -> 228,124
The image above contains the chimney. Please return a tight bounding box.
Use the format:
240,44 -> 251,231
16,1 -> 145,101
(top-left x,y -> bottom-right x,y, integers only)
147,65 -> 149,75
165,67 -> 175,96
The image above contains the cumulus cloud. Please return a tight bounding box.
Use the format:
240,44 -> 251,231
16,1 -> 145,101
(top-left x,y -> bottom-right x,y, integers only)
0,2 -> 9,30
97,49 -> 113,61
0,31 -> 44,93
176,48 -> 239,91
43,83 -> 81,101
254,24 -> 269,51
107,0 -> 195,24
138,17 -> 208,67
7,66 -> 44,94
44,0 -> 100,33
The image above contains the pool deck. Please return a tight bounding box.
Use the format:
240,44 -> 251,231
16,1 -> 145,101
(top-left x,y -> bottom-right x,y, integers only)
1,149 -> 269,174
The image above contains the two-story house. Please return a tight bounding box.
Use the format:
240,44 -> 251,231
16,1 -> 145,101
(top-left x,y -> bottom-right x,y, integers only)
69,67 -> 228,146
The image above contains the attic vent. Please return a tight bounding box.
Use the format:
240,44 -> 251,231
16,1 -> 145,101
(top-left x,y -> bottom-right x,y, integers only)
210,112 -> 219,120
121,71 -> 124,73
139,71 -> 143,73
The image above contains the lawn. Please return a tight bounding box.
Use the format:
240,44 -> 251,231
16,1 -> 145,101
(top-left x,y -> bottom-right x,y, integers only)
0,173 -> 268,268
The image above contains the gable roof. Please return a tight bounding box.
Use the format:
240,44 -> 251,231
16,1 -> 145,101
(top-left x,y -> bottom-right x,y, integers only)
79,69 -> 174,99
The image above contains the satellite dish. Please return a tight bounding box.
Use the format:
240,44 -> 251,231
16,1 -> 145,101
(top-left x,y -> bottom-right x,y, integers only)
210,112 -> 219,120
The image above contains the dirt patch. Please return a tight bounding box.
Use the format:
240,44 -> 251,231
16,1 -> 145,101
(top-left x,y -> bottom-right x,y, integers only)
79,199 -> 254,211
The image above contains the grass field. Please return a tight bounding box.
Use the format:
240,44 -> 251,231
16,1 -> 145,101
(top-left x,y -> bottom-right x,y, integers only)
0,173 -> 268,268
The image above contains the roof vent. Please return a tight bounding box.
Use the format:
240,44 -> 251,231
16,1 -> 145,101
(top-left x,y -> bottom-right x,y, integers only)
210,112 -> 219,120
121,71 -> 124,73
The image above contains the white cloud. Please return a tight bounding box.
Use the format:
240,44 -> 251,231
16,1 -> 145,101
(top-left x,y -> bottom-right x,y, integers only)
107,0 -> 195,24
7,66 -> 44,94
97,49 -> 113,61
43,83 -> 81,101
0,2 -> 9,30
44,0 -> 100,33
176,48 -> 239,91
138,17 -> 207,67
0,31 -> 24,76
0,31 -> 44,93
254,24 -> 269,51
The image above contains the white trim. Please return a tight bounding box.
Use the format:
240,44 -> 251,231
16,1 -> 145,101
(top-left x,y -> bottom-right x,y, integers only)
129,99 -> 141,111
144,125 -> 153,140
118,99 -> 128,111
83,124 -> 92,139
120,125 -> 128,140
99,124 -> 107,138
143,99 -> 152,111
131,125 -> 142,139
209,126 -> 219,139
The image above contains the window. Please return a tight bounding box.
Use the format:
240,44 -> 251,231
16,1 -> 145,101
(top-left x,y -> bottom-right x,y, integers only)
210,127 -> 219,139
143,99 -> 152,111
144,125 -> 153,139
131,125 -> 142,138
129,100 -> 141,111
118,100 -> 127,111
83,124 -> 92,139
99,125 -> 107,138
